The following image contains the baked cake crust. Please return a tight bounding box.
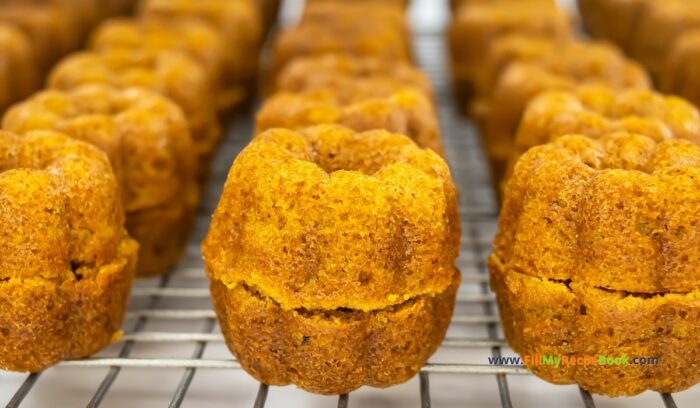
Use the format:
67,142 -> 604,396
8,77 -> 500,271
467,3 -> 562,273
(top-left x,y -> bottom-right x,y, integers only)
275,53 -> 434,101
0,130 -> 137,372
489,255 -> 700,397
211,269 -> 460,395
47,49 -> 221,181
497,133 -> 700,293
203,125 -> 459,312
492,133 -> 700,395
504,85 -> 700,183
255,89 -> 445,157
3,85 -> 198,276
479,42 -> 650,186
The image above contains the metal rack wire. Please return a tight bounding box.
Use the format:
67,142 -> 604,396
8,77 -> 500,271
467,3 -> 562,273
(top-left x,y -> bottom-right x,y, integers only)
1,9 -> 694,408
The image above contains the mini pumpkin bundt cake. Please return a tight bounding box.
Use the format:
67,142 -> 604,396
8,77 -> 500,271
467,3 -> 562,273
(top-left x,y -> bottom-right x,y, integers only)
3,84 -> 198,277
660,29 -> 700,110
88,18 -> 233,111
491,133 -> 700,395
472,35 -> 569,103
450,0 -> 556,13
270,21 -> 411,81
275,53 -> 434,101
48,49 -> 221,181
629,0 -> 700,80
307,0 -> 407,8
203,125 -> 461,394
478,42 -> 650,187
0,22 -> 39,114
504,85 -> 700,184
8,0 -> 102,41
578,0 -> 649,52
301,2 -> 409,42
139,0 -> 263,84
0,130 -> 138,372
256,89 -> 445,157
448,1 -> 572,105
0,3 -> 80,72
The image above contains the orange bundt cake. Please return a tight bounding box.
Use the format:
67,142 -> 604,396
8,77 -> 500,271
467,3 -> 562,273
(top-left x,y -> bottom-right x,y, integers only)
270,21 -> 410,81
491,133 -> 700,395
472,35 -> 569,104
3,85 -> 198,277
630,0 -> 700,79
0,3 -> 80,72
478,41 -> 650,187
139,0 -> 263,84
660,29 -> 700,110
578,0 -> 649,52
448,1 -> 572,105
0,130 -> 138,372
0,22 -> 39,114
301,2 -> 409,40
504,85 -> 700,184
450,0 -> 556,13
275,53 -> 434,101
256,89 -> 445,157
89,18 -> 232,110
307,0 -> 407,8
203,125 -> 460,394
48,49 -> 220,181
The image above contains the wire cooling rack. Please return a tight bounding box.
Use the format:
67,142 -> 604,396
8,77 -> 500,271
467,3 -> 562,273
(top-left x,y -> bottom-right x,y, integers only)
1,1 -> 697,407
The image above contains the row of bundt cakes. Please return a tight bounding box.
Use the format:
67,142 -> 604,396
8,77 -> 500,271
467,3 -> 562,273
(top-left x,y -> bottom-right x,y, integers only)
0,0 -> 278,373
0,0 -> 136,113
449,0 -> 700,397
201,0 -> 461,396
580,0 -> 700,111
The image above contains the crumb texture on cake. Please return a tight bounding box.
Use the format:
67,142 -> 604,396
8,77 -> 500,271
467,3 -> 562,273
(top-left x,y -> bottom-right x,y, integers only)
497,133 -> 700,293
256,89 -> 445,157
203,125 -> 460,312
0,130 -> 137,372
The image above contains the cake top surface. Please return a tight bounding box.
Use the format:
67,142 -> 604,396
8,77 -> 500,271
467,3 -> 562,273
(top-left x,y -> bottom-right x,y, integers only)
517,85 -> 700,146
3,84 -> 196,212
203,125 -> 459,311
0,130 -> 125,281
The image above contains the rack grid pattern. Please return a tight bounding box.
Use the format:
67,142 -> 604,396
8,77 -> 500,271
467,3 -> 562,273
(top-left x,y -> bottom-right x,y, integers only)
2,21 -> 691,408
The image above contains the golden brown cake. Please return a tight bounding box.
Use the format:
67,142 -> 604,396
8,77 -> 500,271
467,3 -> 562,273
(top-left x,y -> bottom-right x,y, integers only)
0,22 -> 39,114
505,85 -> 700,184
630,0 -> 700,80
275,53 -> 434,101
0,130 -> 138,372
450,0 -> 556,13
478,41 -> 650,188
9,0 -> 103,40
307,0 -> 407,8
660,29 -> 700,110
48,49 -> 221,181
138,0 -> 263,85
301,2 -> 408,39
202,125 -> 460,394
256,89 -> 445,157
578,0 -> 649,52
490,256 -> 700,397
3,84 -> 198,277
472,35 -> 568,102
491,133 -> 700,395
270,21 -> 410,81
448,1 -> 572,105
89,17 -> 233,110
0,3 -> 80,72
